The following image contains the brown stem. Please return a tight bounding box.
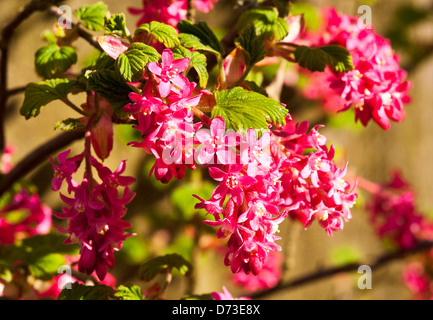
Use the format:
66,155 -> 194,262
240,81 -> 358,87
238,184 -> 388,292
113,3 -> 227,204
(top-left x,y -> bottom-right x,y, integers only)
248,240 -> 433,299
48,5 -> 101,50
0,0 -> 64,153
0,130 -> 85,196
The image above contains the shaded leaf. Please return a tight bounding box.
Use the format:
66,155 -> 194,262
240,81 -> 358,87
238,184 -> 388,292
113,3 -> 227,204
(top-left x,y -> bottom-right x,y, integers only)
58,282 -> 115,300
139,253 -> 193,282
35,44 -> 77,79
294,45 -> 354,73
177,20 -> 224,56
20,79 -> 83,119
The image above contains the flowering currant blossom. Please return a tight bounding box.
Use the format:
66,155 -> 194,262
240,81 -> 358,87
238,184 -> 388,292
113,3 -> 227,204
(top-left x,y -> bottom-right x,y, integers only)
195,116 -> 357,276
365,170 -> 433,250
298,8 -> 411,130
0,188 -> 52,246
126,48 -> 206,183
52,149 -> 135,281
211,286 -> 251,300
233,251 -> 283,292
195,116 -> 242,165
128,0 -> 219,27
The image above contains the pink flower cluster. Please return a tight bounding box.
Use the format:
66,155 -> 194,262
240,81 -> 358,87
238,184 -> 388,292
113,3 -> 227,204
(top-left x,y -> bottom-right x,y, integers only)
0,188 -> 52,246
402,251 -> 433,300
300,8 -> 411,130
193,118 -> 357,276
366,170 -> 433,250
233,251 -> 283,292
0,145 -> 52,246
51,149 -> 135,281
128,0 -> 218,28
211,286 -> 251,300
124,48 -> 356,277
125,49 -> 204,183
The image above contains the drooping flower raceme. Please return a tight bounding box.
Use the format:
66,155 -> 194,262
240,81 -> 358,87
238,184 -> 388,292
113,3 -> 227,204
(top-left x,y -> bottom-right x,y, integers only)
365,170 -> 433,250
51,149 -> 135,281
299,7 -> 411,130
123,46 -> 357,278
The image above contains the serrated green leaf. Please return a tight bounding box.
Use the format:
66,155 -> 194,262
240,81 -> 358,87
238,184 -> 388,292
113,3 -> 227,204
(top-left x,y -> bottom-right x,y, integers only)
116,53 -> 133,81
58,282 -> 115,300
236,7 -> 289,41
55,118 -> 85,131
135,21 -> 180,48
35,44 -> 77,79
172,46 -> 208,88
139,253 -> 193,282
236,26 -> 267,67
104,13 -> 129,37
177,20 -> 224,56
20,79 -> 83,119
114,285 -> 145,300
74,1 -> 108,31
116,43 -> 160,82
295,45 -> 354,73
86,69 -> 132,117
212,87 -> 288,132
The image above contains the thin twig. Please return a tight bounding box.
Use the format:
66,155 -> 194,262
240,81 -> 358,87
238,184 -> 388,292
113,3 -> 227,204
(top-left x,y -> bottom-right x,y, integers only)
48,5 -> 101,50
0,0 -> 64,153
0,130 -> 85,197
248,240 -> 433,299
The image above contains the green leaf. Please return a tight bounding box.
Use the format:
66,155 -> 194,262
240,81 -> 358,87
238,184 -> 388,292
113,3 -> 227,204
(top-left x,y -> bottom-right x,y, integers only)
55,118 -> 85,131
294,45 -> 354,73
86,69 -> 133,117
135,21 -> 180,48
114,285 -> 145,300
20,78 -> 83,119
181,293 -> 214,300
58,282 -> 115,300
290,3 -> 320,31
104,13 -> 129,37
212,87 -> 288,132
139,253 -> 193,282
236,7 -> 289,41
172,46 -> 209,88
116,43 -> 161,82
236,26 -> 267,67
74,1 -> 108,31
35,44 -> 77,79
177,20 -> 224,56
28,253 -> 66,280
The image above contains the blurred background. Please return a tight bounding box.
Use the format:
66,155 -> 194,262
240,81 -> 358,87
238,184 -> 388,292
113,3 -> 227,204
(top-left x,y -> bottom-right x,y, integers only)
0,0 -> 432,299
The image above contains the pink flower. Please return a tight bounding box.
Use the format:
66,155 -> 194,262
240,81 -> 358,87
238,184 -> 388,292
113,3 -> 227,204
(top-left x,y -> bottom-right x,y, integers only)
211,286 -> 251,300
0,188 -> 52,245
148,49 -> 190,97
233,251 -> 283,292
240,129 -> 273,176
296,7 -> 411,130
365,170 -> 433,250
195,117 -> 241,165
49,149 -> 82,192
128,0 -> 187,28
